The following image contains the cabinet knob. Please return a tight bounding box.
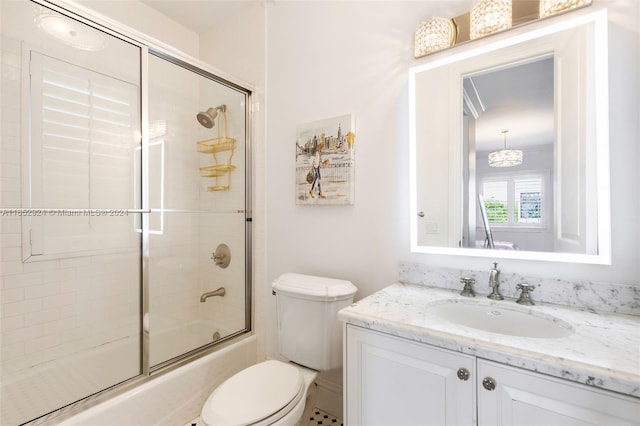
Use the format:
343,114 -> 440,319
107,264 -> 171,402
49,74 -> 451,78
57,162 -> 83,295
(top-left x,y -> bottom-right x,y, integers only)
482,377 -> 496,391
457,368 -> 470,381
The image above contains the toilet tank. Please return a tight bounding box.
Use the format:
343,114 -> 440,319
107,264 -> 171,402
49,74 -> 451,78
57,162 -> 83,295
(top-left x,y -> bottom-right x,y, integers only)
272,273 -> 357,371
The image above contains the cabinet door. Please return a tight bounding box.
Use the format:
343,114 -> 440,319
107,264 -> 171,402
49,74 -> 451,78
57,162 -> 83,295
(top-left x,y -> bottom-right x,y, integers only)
345,325 -> 475,426
478,359 -> 640,425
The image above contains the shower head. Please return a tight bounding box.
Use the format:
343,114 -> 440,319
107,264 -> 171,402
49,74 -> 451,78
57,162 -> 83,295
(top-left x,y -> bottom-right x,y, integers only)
197,108 -> 218,128
196,105 -> 226,129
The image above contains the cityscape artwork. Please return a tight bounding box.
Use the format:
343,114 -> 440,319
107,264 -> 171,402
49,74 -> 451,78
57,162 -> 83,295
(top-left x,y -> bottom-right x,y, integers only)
295,114 -> 355,205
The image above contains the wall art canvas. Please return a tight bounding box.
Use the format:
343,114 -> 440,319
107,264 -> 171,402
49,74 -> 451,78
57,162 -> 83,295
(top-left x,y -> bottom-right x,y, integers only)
296,114 -> 355,205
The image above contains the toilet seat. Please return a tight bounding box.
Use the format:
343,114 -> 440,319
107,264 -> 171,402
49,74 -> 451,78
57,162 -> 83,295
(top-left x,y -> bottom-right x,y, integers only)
201,360 -> 304,426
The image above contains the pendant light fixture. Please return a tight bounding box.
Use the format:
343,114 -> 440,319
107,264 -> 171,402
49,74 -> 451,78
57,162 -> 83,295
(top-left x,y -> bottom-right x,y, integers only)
488,130 -> 523,167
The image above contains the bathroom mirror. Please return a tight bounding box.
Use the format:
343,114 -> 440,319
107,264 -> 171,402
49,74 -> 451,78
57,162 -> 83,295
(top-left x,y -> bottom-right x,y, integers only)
409,9 -> 610,264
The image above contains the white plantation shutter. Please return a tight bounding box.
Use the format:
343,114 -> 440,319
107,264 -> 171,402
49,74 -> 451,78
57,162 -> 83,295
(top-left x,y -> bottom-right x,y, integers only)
481,175 -> 545,228
514,177 -> 542,224
26,51 -> 140,259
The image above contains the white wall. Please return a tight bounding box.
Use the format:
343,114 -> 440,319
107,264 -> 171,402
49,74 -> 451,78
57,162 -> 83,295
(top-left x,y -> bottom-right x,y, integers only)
197,1 -> 267,360
265,0 -> 414,310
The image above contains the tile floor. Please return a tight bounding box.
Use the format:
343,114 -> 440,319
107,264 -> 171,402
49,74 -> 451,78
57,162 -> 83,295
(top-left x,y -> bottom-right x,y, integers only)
184,408 -> 342,426
307,408 -> 343,425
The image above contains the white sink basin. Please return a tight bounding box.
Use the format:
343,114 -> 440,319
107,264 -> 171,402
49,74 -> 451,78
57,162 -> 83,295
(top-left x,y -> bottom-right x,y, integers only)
427,301 -> 574,338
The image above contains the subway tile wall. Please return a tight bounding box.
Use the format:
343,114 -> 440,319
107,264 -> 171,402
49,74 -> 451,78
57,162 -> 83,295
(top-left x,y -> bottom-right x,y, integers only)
1,37 -> 248,380
1,38 -> 140,378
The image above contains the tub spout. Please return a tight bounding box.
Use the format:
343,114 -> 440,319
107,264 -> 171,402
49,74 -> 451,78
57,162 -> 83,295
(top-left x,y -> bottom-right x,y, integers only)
200,287 -> 226,302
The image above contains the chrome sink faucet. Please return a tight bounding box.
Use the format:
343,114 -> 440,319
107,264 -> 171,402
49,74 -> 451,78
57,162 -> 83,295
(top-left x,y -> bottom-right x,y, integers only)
487,262 -> 504,300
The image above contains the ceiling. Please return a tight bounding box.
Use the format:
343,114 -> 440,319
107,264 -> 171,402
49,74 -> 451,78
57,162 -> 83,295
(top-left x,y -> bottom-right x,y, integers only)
467,56 -> 555,152
140,0 -> 253,33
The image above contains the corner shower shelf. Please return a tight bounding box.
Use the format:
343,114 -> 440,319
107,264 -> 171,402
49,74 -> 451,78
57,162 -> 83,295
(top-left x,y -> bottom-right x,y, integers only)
197,110 -> 236,192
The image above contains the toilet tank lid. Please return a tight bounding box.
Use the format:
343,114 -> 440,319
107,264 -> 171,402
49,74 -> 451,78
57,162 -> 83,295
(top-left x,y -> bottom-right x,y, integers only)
272,273 -> 357,301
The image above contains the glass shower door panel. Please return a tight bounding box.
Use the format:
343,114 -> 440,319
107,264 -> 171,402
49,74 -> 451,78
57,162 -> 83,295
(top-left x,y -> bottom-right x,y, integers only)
148,53 -> 247,367
148,210 -> 247,366
0,1 -> 142,425
196,211 -> 248,341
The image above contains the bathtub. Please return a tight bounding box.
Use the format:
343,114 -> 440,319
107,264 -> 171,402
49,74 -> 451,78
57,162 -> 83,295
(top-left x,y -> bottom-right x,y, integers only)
1,333 -> 140,426
0,327 -> 256,426
150,320 -> 234,366
58,333 -> 256,426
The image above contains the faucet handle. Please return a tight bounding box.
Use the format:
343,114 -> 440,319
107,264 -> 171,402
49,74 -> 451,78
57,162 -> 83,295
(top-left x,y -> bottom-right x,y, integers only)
516,283 -> 535,305
460,277 -> 476,297
516,283 -> 534,292
211,243 -> 231,268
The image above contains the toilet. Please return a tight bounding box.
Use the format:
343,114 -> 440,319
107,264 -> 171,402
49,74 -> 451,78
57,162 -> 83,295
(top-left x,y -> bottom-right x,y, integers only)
200,273 -> 357,426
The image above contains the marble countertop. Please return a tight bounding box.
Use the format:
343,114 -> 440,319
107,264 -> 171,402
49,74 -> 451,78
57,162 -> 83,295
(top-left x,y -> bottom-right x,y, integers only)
338,283 -> 640,397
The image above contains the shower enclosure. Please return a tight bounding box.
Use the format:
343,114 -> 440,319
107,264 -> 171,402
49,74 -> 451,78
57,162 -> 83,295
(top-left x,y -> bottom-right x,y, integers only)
0,1 -> 252,424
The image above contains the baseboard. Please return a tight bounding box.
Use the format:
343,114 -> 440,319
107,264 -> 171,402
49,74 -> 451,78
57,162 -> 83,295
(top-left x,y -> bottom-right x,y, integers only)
313,372 -> 343,419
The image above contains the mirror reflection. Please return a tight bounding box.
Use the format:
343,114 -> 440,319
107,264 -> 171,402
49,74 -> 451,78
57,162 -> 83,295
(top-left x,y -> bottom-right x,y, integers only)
464,56 -> 554,252
410,11 -> 610,263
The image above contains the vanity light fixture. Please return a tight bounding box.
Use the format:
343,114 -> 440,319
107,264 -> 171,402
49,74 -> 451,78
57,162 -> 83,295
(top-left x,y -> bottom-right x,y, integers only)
413,0 -> 592,58
488,130 -> 522,167
539,0 -> 593,18
470,0 -> 513,40
414,17 -> 458,57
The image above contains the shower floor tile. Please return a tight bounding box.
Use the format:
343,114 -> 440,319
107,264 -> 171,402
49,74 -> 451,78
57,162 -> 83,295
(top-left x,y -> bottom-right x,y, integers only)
183,407 -> 343,426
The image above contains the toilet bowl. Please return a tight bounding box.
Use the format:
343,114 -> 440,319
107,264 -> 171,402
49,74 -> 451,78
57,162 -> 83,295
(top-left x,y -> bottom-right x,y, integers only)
200,360 -> 317,426
200,273 -> 357,426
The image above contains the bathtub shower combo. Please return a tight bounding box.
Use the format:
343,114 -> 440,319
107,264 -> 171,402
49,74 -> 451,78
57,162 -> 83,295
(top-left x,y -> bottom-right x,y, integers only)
0,1 -> 253,424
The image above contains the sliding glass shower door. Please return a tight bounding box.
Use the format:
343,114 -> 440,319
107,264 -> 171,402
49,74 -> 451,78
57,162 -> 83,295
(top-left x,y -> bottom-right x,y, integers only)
147,53 -> 250,368
1,1 -> 142,424
0,1 -> 252,424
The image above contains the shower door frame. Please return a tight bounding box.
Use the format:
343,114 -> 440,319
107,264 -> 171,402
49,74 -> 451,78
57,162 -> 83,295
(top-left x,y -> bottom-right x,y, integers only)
144,48 -> 254,374
17,0 -> 254,423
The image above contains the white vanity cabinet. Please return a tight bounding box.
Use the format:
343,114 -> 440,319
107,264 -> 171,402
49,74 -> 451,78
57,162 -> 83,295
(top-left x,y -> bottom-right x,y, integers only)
477,359 -> 640,425
345,324 -> 640,426
345,325 -> 476,425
